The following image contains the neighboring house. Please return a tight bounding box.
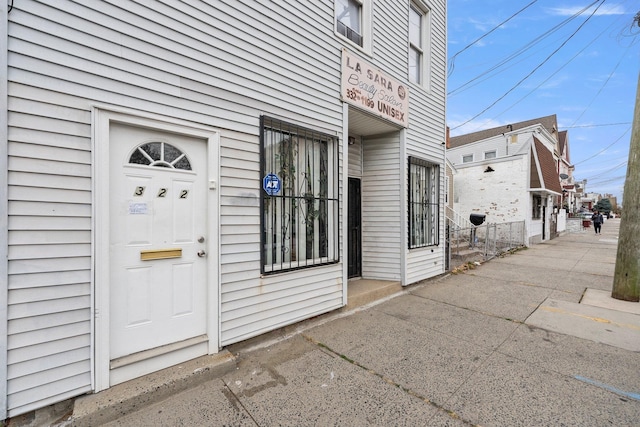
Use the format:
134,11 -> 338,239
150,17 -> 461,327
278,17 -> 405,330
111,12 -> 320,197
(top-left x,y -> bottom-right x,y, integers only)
581,192 -> 602,211
447,115 -> 563,245
0,0 -> 447,419
557,130 -> 576,213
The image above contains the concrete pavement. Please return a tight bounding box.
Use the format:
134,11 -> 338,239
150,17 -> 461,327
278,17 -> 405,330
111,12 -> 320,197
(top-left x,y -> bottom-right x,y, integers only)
62,218 -> 640,426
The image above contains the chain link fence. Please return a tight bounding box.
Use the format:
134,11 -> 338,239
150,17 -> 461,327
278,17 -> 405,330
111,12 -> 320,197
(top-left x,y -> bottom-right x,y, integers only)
446,221 -> 526,270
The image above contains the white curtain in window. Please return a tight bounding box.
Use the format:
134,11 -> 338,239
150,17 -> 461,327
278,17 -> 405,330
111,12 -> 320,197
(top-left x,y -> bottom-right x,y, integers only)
337,0 -> 361,33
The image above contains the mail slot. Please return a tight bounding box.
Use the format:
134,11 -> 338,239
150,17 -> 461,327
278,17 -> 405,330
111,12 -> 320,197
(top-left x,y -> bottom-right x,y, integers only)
140,248 -> 182,261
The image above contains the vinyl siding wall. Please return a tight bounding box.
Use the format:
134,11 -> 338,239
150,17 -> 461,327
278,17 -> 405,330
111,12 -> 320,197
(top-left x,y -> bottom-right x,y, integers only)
404,1 -> 448,284
361,134 -> 402,280
449,132 -> 534,168
354,0 -> 447,285
5,0 -> 347,416
4,0 -> 447,416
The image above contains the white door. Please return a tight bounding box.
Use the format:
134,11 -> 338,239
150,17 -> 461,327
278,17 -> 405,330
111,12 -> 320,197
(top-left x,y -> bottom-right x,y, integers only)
109,123 -> 209,367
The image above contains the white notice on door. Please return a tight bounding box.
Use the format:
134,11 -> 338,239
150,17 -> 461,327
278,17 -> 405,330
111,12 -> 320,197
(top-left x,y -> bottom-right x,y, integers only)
129,202 -> 148,215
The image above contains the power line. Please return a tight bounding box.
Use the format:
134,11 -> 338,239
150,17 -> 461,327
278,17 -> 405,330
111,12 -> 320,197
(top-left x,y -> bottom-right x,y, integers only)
588,174 -> 627,186
448,0 -> 539,78
451,0 -> 606,131
563,122 -> 631,129
582,160 -> 628,181
572,126 -> 631,166
448,0 -> 600,97
479,10 -> 631,127
569,43 -> 633,127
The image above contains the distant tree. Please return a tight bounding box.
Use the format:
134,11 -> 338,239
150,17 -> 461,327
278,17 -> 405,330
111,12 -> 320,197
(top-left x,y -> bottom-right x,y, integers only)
596,198 -> 612,213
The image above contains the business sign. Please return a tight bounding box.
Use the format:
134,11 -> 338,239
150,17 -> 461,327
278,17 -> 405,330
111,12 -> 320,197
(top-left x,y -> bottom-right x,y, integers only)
341,49 -> 409,128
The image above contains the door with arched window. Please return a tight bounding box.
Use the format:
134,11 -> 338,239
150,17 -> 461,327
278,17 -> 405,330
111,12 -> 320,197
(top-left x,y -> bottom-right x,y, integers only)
108,122 -> 209,385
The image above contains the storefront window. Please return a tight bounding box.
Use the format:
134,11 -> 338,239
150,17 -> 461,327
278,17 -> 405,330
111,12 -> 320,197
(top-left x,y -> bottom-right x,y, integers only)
409,157 -> 439,248
261,117 -> 339,273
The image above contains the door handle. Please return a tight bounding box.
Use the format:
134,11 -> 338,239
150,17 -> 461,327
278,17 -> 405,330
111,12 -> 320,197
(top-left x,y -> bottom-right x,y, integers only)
197,250 -> 206,257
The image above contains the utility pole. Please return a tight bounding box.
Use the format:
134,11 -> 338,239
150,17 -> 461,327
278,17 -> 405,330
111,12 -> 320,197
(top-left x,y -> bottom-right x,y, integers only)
612,70 -> 640,302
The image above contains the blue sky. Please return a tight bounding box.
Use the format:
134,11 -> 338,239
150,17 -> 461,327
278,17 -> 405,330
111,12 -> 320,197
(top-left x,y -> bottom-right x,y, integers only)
447,0 -> 639,203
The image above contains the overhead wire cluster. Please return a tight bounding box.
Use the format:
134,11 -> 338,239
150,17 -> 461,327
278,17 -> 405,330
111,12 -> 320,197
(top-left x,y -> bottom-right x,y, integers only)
447,0 -> 639,196
449,0 -> 606,130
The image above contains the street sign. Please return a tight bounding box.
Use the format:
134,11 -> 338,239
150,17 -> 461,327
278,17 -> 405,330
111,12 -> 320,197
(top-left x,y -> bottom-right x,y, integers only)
263,173 -> 281,195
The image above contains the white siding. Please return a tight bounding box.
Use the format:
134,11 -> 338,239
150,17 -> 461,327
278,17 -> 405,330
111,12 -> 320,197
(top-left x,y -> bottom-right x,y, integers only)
361,135 -> 402,280
449,132 -> 535,168
6,0 -> 348,416
348,138 -> 363,178
7,84 -> 93,415
218,130 -> 343,345
359,0 -> 447,285
3,0 -> 447,416
1,1 -> 9,418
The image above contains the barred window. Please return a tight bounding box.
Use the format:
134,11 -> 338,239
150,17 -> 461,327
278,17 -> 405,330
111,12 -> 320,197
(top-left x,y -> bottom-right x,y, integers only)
261,117 -> 339,273
532,194 -> 542,219
409,157 -> 439,248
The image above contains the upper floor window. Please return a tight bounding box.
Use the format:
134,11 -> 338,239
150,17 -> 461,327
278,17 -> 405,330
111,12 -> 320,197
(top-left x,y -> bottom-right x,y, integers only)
336,0 -> 372,52
337,0 -> 362,46
409,2 -> 429,87
462,154 -> 473,163
484,150 -> 497,160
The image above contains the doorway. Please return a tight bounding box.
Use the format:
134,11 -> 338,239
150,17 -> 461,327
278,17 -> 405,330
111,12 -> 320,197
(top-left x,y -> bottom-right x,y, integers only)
94,110 -> 220,391
542,205 -> 547,240
348,178 -> 362,278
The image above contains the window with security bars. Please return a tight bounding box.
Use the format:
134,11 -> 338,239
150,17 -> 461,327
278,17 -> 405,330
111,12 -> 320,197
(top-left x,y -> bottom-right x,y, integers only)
409,157 -> 439,248
532,195 -> 542,219
261,116 -> 339,273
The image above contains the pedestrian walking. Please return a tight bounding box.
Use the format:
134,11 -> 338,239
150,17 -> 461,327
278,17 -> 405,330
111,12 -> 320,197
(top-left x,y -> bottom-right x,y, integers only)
591,210 -> 603,234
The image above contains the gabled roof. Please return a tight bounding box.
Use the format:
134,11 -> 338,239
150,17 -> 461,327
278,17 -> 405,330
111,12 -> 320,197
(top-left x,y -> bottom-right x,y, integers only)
532,137 -> 562,194
558,130 -> 571,163
450,114 -> 558,148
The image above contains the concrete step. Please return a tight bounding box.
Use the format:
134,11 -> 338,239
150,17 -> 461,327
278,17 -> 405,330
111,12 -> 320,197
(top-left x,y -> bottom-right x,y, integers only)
344,279 -> 402,311
451,248 -> 484,265
60,351 -> 236,427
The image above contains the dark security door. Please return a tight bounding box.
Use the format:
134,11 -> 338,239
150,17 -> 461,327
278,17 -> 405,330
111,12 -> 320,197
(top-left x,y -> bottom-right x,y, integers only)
542,206 -> 546,240
348,178 -> 362,278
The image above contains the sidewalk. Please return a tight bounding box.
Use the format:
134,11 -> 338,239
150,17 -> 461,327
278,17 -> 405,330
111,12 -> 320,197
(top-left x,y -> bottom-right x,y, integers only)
64,219 -> 640,426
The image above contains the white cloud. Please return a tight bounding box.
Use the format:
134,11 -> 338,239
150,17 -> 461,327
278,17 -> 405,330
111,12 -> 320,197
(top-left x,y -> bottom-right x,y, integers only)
546,4 -> 626,16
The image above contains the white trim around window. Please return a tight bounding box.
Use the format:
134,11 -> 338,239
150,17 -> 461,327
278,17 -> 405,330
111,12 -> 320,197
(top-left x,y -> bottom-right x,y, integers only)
484,150 -> 497,159
409,1 -> 431,89
335,0 -> 372,54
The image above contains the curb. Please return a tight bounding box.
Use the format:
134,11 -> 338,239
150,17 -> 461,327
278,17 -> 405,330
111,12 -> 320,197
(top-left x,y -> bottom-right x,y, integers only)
58,351 -> 236,427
